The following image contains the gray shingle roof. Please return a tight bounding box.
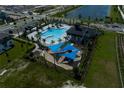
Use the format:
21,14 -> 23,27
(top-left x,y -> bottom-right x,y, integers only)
67,26 -> 98,37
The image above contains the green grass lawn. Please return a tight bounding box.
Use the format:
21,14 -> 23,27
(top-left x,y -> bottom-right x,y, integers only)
110,6 -> 124,24
0,39 -> 34,68
0,59 -> 79,88
84,31 -> 121,87
0,38 -> 79,88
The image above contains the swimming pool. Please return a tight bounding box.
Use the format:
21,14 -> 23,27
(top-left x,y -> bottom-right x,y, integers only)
40,24 -> 71,45
48,42 -> 80,61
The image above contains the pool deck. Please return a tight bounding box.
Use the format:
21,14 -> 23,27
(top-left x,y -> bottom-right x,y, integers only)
27,24 -> 80,70
42,50 -> 73,70
27,24 -> 71,46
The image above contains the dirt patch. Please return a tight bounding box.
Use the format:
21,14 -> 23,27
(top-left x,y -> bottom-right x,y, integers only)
62,80 -> 86,88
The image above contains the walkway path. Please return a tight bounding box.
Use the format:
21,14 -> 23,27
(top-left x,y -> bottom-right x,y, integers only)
90,23 -> 124,32
32,43 -> 42,53
43,51 -> 73,70
29,40 -> 73,70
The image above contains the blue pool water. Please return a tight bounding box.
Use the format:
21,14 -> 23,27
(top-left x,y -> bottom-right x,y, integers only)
48,43 -> 79,60
41,26 -> 70,44
66,5 -> 111,19
48,43 -> 64,52
60,44 -> 79,60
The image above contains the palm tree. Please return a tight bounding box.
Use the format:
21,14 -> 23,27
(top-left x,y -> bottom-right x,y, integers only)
21,43 -> 24,48
23,30 -> 27,38
26,36 -> 29,52
110,17 -> 113,23
95,17 -> 98,23
37,31 -> 41,41
23,19 -> 27,25
5,52 -> 9,57
58,38 -> 62,43
81,19 -> 83,25
8,30 -> 13,35
51,40 -> 55,44
87,16 -> 91,27
36,26 -> 39,32
116,17 -> 119,23
42,39 -> 46,43
73,18 -> 75,24
64,36 -> 68,41
73,66 -> 81,80
8,30 -> 13,37
31,16 -> 34,21
31,36 -> 34,41
78,14 -> 82,20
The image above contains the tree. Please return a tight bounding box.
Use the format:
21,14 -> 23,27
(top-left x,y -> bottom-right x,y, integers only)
116,17 -> 119,23
25,36 -> 30,52
31,16 -> 34,21
81,19 -> 83,24
64,36 -> 68,41
21,43 -> 24,48
110,17 -> 113,23
69,19 -> 72,25
78,14 -> 82,20
95,17 -> 98,23
43,39 -> 46,43
73,66 -> 81,80
58,38 -> 62,43
87,16 -> 91,26
8,30 -> 13,35
51,40 -> 55,44
37,31 -> 41,41
105,16 -> 110,23
23,29 -> 27,38
23,19 -> 27,25
5,52 -> 9,57
31,36 -> 34,41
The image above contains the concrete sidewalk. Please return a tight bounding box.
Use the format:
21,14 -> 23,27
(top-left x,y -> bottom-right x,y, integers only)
43,51 -> 73,70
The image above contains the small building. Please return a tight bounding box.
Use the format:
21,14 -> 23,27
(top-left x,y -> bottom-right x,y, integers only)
67,25 -> 100,45
0,32 -> 14,54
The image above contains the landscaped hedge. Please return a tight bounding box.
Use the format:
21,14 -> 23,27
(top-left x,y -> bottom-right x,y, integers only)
13,37 -> 34,45
13,37 -> 35,54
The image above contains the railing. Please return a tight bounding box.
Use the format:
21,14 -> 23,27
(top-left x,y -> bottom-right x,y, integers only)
117,34 -> 124,87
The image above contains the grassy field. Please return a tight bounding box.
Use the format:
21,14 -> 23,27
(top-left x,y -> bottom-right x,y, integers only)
0,38 -> 79,88
84,31 -> 121,87
0,39 -> 34,68
0,60 -> 79,88
110,6 -> 124,24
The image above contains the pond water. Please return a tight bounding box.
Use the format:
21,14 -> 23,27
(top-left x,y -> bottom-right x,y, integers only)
66,5 -> 111,20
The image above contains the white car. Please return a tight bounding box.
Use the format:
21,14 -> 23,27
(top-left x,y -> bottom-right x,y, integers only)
123,29 -> 124,32
9,22 -> 14,25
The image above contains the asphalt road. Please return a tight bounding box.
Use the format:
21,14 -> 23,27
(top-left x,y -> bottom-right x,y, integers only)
0,6 -> 63,34
0,6 -> 124,35
90,23 -> 124,33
